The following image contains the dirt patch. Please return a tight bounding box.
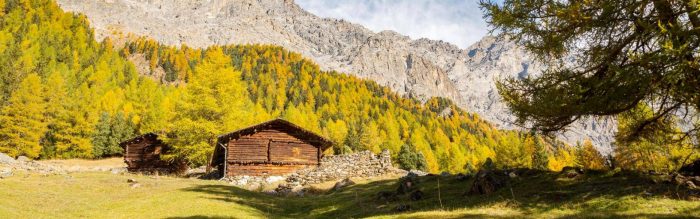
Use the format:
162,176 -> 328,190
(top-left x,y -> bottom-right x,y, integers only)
39,158 -> 126,172
0,153 -> 128,178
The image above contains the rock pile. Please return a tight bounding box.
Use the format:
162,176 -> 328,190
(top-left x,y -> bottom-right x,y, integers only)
0,153 -> 66,177
467,158 -> 508,195
396,172 -> 421,195
227,175 -> 286,188
0,153 -> 16,165
467,169 -> 507,195
667,173 -> 700,189
0,167 -> 11,179
332,178 -> 356,191
561,166 -> 585,178
0,152 -> 130,177
286,150 -> 405,186
270,150 -> 405,195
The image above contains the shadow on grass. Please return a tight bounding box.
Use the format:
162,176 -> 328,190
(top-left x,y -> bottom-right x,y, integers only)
180,171 -> 700,218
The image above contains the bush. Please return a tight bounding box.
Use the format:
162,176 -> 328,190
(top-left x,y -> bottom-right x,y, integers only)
397,144 -> 428,171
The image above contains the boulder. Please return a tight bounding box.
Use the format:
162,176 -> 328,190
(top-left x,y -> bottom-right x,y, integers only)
274,183 -> 303,196
679,159 -> 700,176
265,176 -> 285,184
561,166 -> 583,178
198,170 -> 221,180
396,173 -> 419,195
395,204 -> 411,212
510,168 -> 538,177
467,169 -> 506,195
127,178 -> 137,183
508,172 -> 518,178
0,168 -> 12,179
456,173 -> 470,181
692,176 -> 700,185
0,153 -> 16,165
332,178 -> 356,191
410,190 -> 424,201
673,174 -> 687,185
396,179 -> 415,195
110,168 -> 126,174
561,166 -> 584,174
16,156 -> 29,162
408,169 -> 428,177
377,191 -> 396,202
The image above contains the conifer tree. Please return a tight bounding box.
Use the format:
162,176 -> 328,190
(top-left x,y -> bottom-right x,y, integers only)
614,104 -> 699,172
576,140 -> 606,170
483,0 -> 700,147
163,48 -> 252,166
0,74 -> 47,158
92,112 -> 134,158
41,71 -> 68,158
52,84 -> 97,159
397,144 -> 428,171
532,135 -> 549,170
92,113 -> 112,158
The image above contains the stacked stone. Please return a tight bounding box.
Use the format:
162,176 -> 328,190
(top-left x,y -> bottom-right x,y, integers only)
283,149 -> 406,186
227,150 -> 407,194
0,153 -> 67,177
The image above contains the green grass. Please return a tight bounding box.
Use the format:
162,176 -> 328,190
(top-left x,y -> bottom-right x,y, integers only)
0,170 -> 698,218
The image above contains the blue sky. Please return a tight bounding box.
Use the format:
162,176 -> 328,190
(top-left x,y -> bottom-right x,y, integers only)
296,0 -> 499,48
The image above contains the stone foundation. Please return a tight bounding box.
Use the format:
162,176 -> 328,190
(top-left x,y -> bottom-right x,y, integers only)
226,149 -> 406,189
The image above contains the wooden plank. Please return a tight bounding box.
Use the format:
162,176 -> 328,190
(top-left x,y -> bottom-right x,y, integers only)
269,141 -> 317,163
228,137 -> 268,162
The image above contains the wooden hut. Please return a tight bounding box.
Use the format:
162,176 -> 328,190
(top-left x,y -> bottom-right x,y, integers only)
119,133 -> 184,173
210,119 -> 332,177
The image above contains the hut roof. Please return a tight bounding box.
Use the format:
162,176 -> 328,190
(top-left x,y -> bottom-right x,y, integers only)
119,133 -> 160,148
216,119 -> 332,148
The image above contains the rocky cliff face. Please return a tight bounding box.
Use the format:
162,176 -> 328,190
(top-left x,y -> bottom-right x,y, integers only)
453,37 -> 617,153
56,0 -> 615,152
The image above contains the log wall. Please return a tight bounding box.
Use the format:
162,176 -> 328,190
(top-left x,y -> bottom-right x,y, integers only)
228,136 -> 269,162
226,164 -> 310,176
124,138 -> 173,172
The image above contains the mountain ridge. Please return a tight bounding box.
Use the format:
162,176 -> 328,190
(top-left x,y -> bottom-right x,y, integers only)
55,0 -> 616,152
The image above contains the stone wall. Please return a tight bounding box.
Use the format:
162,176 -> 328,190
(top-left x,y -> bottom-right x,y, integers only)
285,149 -> 405,186
226,150 -> 406,190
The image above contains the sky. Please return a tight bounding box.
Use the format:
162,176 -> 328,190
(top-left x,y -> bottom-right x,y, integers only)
296,0 -> 499,48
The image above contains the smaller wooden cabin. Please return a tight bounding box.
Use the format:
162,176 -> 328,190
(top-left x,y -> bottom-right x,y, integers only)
210,119 -> 332,177
119,133 -> 184,173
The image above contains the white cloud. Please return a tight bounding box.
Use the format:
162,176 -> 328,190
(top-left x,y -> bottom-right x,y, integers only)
295,0 -> 492,48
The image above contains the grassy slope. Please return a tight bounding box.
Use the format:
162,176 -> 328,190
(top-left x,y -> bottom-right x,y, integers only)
0,171 -> 698,218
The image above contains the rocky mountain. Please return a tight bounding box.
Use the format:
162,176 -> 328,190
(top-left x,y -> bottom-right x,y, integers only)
55,0 -> 616,152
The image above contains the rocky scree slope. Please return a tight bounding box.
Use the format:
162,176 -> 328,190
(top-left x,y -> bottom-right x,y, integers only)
55,0 -> 615,152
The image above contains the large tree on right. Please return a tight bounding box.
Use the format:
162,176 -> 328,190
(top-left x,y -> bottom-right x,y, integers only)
481,0 -> 700,146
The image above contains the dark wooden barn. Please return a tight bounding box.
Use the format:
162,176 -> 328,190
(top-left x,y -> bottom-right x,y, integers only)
119,133 -> 185,173
210,119 -> 333,177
